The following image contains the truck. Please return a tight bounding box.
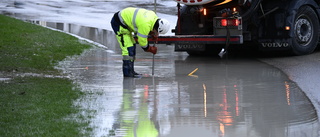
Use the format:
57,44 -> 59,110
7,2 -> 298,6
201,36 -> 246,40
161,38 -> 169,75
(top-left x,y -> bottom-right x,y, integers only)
149,0 -> 320,56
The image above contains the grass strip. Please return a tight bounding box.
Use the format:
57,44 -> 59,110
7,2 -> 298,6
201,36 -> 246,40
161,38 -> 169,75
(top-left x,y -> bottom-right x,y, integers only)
0,14 -> 90,73
0,15 -> 92,136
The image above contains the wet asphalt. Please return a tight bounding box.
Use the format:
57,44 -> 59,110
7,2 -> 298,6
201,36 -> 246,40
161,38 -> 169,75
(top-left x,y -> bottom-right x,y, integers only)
48,22 -> 320,137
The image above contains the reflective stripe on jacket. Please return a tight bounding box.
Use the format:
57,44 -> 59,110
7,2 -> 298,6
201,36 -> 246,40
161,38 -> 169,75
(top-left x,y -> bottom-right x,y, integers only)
120,7 -> 158,47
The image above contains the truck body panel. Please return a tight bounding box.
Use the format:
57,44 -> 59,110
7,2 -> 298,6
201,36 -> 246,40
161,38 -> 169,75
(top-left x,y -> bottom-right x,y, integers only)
153,0 -> 320,55
175,0 -> 217,5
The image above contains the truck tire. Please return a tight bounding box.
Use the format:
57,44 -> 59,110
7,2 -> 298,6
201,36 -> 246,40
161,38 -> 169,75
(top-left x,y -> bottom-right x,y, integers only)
291,6 -> 319,55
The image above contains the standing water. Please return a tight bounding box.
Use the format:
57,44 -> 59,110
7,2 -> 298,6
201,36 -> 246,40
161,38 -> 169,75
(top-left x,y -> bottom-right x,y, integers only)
34,21 -> 320,137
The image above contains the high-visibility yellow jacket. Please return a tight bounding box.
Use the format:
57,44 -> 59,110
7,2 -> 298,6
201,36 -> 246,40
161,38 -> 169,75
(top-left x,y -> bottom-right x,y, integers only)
120,7 -> 158,47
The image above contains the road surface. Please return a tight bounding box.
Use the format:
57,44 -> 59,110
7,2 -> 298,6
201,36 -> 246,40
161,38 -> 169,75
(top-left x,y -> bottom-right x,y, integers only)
51,22 -> 319,136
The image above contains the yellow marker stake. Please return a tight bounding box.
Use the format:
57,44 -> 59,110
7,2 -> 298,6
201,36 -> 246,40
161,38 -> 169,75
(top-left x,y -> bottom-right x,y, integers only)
188,68 -> 199,76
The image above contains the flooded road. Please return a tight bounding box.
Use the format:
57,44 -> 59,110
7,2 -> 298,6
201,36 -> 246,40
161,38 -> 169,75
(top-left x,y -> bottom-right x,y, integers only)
1,0 -> 319,135
44,22 -> 320,137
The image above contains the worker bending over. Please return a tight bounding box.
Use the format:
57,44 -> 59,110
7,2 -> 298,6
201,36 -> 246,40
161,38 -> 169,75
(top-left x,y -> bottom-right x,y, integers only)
111,7 -> 170,78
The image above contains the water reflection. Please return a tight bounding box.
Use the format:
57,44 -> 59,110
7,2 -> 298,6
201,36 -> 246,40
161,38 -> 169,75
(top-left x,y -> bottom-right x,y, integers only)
44,22 -> 319,137
126,57 -> 318,137
59,48 -> 319,137
30,21 -> 119,51
114,78 -> 159,137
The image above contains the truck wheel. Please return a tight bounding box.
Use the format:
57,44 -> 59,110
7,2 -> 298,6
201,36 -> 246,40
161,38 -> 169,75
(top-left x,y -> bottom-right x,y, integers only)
291,6 -> 319,55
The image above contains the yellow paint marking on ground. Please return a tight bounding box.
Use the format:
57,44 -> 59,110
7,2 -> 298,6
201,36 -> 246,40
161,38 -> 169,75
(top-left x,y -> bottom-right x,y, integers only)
188,68 -> 199,76
188,75 -> 198,78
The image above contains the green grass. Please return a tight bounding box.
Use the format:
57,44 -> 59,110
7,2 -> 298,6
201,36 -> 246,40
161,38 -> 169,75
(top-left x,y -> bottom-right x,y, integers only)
0,77 -> 92,136
0,15 -> 93,136
0,14 -> 90,73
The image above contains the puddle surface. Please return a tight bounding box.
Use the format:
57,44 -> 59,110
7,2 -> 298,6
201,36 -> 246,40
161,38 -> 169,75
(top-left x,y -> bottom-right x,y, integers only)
33,21 -> 320,137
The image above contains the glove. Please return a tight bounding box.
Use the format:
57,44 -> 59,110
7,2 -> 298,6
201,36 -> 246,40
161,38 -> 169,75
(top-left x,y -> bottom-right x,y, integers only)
143,45 -> 157,54
147,46 -> 157,54
149,30 -> 159,41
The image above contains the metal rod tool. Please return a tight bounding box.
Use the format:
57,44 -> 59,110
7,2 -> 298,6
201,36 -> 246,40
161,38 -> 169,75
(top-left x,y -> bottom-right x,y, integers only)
153,0 -> 156,76
152,43 -> 155,76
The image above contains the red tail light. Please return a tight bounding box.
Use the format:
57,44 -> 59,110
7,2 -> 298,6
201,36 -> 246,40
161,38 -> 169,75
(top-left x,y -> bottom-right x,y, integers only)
221,19 -> 240,27
221,19 -> 227,26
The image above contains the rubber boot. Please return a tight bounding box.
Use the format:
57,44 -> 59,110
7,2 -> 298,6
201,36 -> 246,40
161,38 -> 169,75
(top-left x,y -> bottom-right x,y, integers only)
123,60 -> 133,77
129,60 -> 142,78
132,61 -> 142,76
123,60 -> 141,78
